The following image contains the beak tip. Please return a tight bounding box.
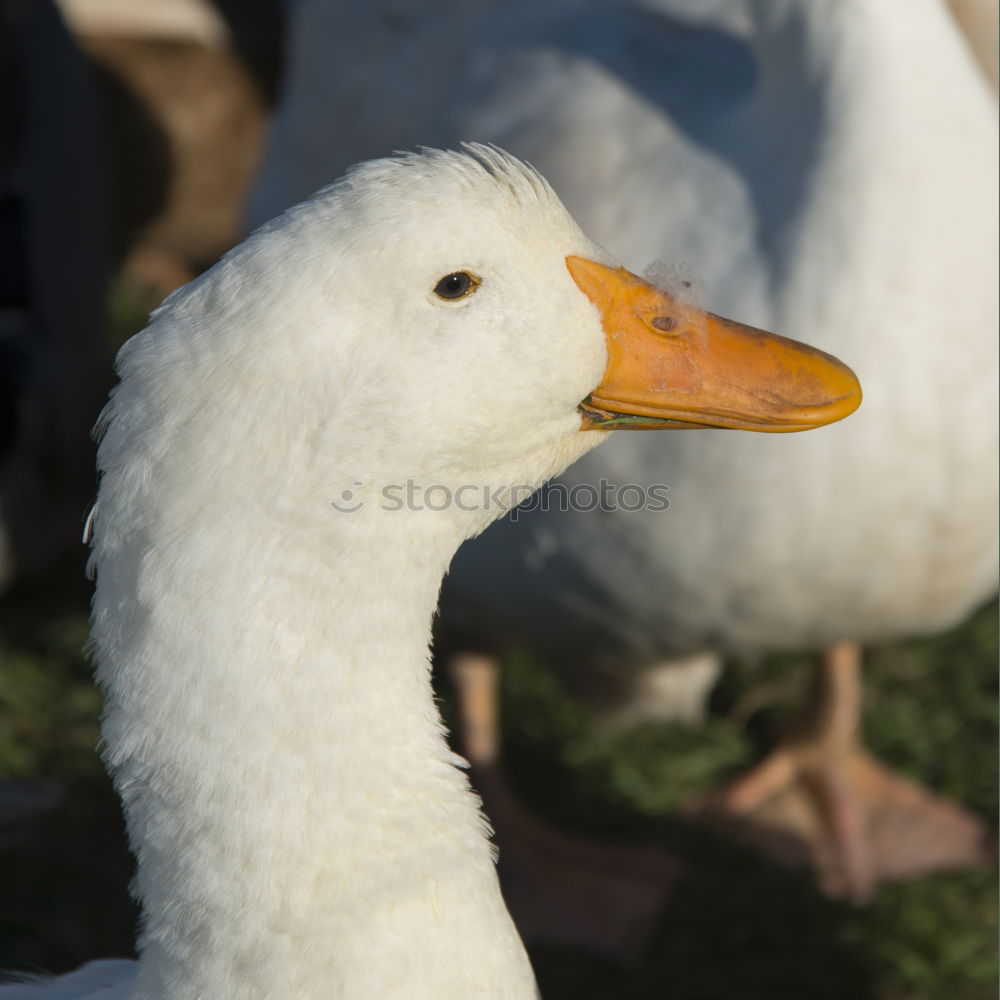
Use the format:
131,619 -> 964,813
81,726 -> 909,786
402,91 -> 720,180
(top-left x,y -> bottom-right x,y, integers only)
828,365 -> 863,425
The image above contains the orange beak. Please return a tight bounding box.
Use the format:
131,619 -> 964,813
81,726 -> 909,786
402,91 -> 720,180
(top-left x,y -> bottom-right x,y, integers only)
567,256 -> 862,431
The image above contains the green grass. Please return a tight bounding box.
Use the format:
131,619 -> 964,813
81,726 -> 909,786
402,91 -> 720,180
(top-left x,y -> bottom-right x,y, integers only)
486,607 -> 998,1000
0,557 -> 137,976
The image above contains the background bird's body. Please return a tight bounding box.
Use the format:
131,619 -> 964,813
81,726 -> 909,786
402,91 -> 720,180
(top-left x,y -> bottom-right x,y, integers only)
251,0 -> 997,703
447,0 -> 999,686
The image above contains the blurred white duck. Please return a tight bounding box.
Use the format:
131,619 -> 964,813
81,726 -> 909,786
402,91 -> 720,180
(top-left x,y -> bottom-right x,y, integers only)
0,146 -> 858,998
249,0 -> 998,907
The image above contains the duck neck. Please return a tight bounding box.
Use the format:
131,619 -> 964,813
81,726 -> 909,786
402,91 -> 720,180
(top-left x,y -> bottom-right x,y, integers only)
94,507 -> 536,1000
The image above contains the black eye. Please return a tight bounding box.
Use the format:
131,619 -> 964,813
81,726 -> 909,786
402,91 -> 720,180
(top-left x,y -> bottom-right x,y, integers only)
433,271 -> 479,300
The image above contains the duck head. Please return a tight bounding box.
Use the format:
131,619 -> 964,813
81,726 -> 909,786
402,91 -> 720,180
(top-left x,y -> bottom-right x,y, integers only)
309,146 -> 858,513
340,146 -> 852,460
113,145 -> 859,540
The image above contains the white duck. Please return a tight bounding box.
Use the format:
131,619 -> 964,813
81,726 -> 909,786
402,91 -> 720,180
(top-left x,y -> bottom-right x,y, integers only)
248,0 -> 998,906
0,146 -> 858,999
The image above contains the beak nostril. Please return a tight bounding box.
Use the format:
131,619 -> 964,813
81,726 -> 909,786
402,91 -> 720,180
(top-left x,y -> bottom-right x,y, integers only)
652,316 -> 678,333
